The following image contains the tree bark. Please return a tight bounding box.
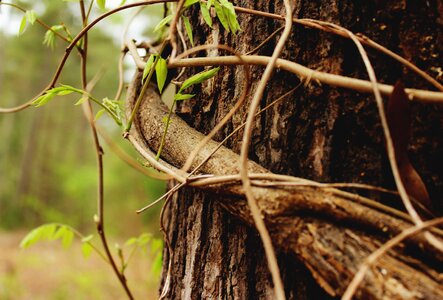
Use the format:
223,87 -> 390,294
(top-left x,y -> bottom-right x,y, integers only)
131,0 -> 443,298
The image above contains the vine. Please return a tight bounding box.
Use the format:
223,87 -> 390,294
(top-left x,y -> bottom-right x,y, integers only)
1,0 -> 443,299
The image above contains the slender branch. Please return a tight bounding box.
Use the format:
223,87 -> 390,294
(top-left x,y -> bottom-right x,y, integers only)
79,1 -> 133,298
1,2 -> 71,43
230,5 -> 443,92
0,0 -> 176,114
239,2 -> 293,299
169,56 -> 443,103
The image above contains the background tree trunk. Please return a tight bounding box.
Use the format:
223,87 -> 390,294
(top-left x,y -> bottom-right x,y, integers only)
158,0 -> 443,298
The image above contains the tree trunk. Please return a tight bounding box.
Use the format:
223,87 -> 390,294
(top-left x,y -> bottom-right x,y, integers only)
134,0 -> 443,298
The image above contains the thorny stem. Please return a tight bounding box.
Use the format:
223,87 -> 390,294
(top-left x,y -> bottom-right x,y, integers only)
78,1 -> 134,299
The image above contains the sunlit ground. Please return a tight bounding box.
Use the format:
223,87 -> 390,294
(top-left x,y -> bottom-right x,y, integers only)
0,230 -> 160,300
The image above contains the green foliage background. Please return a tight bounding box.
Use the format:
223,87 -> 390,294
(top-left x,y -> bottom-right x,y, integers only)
0,0 -> 165,235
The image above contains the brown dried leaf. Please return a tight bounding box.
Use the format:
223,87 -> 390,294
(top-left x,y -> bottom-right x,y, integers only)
387,81 -> 431,210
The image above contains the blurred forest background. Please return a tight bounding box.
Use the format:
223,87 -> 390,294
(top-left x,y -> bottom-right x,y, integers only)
0,0 -> 167,298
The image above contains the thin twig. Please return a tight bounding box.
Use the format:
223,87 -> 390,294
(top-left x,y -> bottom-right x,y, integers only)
79,1 -> 134,298
231,5 -> 443,92
174,44 -> 251,172
239,1 -> 294,299
168,56 -> 443,103
0,0 -> 176,114
334,22 -> 443,251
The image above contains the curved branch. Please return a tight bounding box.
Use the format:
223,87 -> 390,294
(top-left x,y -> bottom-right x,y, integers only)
169,56 -> 443,103
126,72 -> 443,299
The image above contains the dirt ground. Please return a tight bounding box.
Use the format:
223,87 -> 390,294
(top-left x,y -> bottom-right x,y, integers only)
0,230 -> 160,299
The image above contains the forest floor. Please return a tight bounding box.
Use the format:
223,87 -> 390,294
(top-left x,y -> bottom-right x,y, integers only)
0,230 -> 159,300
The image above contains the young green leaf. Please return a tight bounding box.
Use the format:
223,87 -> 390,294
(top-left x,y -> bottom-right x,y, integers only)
219,0 -> 240,33
20,227 -> 41,249
142,54 -> 156,83
137,233 -> 152,246
43,29 -> 56,48
62,228 -> 74,249
182,16 -> 194,46
39,224 -> 57,240
81,242 -> 93,258
20,224 -> 57,249
95,109 -> 106,121
26,10 -> 37,25
74,96 -> 88,106
97,0 -> 106,10
213,1 -> 229,31
184,0 -> 199,7
200,2 -> 212,28
174,93 -> 195,101
81,235 -> 94,243
53,225 -> 68,240
154,14 -> 173,32
179,67 -> 220,93
32,93 -> 55,107
151,238 -> 163,253
156,57 -> 168,94
119,0 -> 127,6
18,15 -> 27,36
125,237 -> 138,247
151,251 -> 163,277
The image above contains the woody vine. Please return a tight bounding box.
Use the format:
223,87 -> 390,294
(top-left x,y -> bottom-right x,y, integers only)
1,0 -> 443,299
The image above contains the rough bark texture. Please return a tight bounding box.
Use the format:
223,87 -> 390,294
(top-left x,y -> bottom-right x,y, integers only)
140,0 -> 443,299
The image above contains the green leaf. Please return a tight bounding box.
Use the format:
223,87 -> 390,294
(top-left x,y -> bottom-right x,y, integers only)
174,93 -> 195,101
95,109 -> 106,121
151,238 -> 163,253
20,228 -> 41,249
18,16 -> 27,36
125,237 -> 138,246
179,67 -> 220,93
40,224 -> 57,240
213,1 -> 229,31
151,251 -> 163,277
26,10 -> 37,25
155,57 -> 168,94
200,2 -> 212,28
20,224 -> 57,249
43,29 -> 56,48
182,16 -> 194,46
97,0 -> 106,10
184,0 -> 199,7
62,229 -> 74,249
220,0 -> 240,34
207,0 -> 214,8
81,235 -> 94,243
119,0 -> 127,6
154,14 -> 173,32
81,242 -> 93,258
74,96 -> 88,105
137,233 -> 152,246
142,54 -> 156,83
53,226 -> 68,240
33,93 -> 55,107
